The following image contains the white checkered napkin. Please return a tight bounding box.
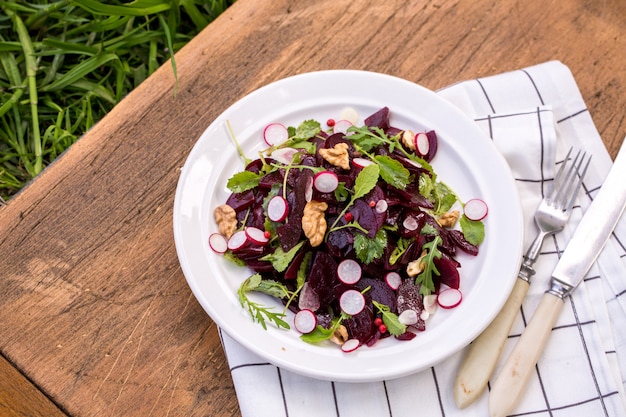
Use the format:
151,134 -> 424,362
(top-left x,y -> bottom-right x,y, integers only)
221,61 -> 626,417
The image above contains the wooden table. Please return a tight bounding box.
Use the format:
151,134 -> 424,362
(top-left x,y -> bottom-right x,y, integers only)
1,0 -> 624,415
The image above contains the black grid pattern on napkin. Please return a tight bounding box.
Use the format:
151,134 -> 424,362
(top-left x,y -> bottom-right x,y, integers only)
220,62 -> 626,417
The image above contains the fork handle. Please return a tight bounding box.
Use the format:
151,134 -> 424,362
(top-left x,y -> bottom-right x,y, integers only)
488,292 -> 564,417
453,278 -> 530,408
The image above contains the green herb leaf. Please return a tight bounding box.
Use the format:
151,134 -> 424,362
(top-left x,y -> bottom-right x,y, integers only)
347,125 -> 387,152
389,236 -> 415,265
294,119 -> 321,140
237,274 -> 290,330
260,241 -> 305,272
374,155 -> 410,189
415,236 -> 443,295
354,229 -> 387,264
300,312 -> 350,344
353,163 -> 379,200
227,170 -> 261,193
460,214 -> 485,245
372,301 -> 407,336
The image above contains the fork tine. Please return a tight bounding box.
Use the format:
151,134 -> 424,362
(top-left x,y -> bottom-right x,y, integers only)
548,147 -> 574,202
553,148 -> 590,211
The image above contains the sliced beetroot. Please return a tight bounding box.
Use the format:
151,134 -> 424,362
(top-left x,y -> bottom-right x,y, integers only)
437,288 -> 463,309
208,233 -> 228,254
343,305 -> 375,343
225,190 -> 255,212
298,282 -> 320,311
433,253 -> 461,289
364,106 -> 390,130
258,170 -> 284,189
449,229 -> 479,256
307,252 -> 338,309
357,277 -> 397,312
395,331 -> 418,340
337,259 -> 362,284
284,250 -> 307,280
396,279 -> 426,331
294,309 -> 318,333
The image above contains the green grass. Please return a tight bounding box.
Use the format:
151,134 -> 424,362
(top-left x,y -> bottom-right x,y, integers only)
0,0 -> 234,202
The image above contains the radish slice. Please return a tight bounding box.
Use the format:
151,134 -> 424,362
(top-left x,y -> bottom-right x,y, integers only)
423,294 -> 438,315
375,199 -> 388,213
294,309 -> 317,334
333,119 -> 353,135
352,157 -> 374,168
398,309 -> 418,325
464,198 -> 488,221
304,176 -> 313,202
267,195 -> 289,222
337,259 -> 362,284
385,272 -> 402,290
339,289 -> 365,315
263,122 -> 289,146
341,338 -> 361,353
208,233 -> 228,254
245,226 -> 269,245
341,107 -> 359,124
437,288 -> 463,309
270,147 -> 298,165
313,171 -> 339,193
403,216 -> 418,231
414,132 -> 430,157
227,230 -> 248,251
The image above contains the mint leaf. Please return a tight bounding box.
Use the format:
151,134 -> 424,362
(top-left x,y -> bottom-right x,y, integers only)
227,170 -> 261,193
374,155 -> 410,189
354,229 -> 387,264
460,214 -> 485,245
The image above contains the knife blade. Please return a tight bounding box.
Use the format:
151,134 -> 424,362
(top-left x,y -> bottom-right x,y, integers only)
488,137 -> 626,417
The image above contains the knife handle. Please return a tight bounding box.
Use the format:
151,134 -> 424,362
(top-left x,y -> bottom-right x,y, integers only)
453,278 -> 530,408
488,292 -> 564,417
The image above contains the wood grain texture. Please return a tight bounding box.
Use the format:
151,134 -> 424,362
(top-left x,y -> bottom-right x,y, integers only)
0,0 -> 623,416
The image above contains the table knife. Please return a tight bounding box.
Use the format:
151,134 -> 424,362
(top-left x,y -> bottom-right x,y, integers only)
488,137 -> 626,417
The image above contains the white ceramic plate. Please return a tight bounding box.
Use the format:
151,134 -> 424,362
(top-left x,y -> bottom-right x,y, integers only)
173,70 -> 523,382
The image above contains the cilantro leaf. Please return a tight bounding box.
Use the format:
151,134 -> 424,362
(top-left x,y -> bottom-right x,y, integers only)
354,229 -> 387,264
460,214 -> 485,245
372,301 -> 407,336
374,155 -> 410,189
415,236 -> 442,295
227,170 -> 261,193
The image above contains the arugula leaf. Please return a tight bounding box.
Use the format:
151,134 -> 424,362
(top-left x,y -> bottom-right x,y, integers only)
372,301 -> 407,336
354,229 -> 387,264
237,274 -> 290,330
374,155 -> 410,189
460,214 -> 485,245
260,241 -> 305,272
415,236 -> 442,295
227,170 -> 261,193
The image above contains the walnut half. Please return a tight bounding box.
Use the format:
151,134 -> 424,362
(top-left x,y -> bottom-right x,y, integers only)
302,200 -> 328,247
319,143 -> 350,170
214,204 -> 237,238
438,209 -> 460,227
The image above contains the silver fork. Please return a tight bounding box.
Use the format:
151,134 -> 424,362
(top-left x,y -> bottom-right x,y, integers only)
453,147 -> 591,409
